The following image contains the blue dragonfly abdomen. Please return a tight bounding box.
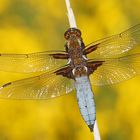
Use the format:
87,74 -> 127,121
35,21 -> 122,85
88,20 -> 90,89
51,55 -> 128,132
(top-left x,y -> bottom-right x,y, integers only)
75,76 -> 96,132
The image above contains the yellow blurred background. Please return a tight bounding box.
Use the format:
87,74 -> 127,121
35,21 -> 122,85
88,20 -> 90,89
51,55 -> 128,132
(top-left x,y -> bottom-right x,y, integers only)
0,0 -> 139,139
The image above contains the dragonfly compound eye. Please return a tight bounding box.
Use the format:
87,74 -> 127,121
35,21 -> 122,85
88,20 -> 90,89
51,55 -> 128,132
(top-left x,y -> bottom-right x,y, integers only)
64,28 -> 81,40
74,29 -> 81,38
64,29 -> 71,40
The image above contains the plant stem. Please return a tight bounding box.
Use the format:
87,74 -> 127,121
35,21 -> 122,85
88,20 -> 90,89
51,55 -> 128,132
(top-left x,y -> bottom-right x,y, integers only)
93,120 -> 101,140
64,0 -> 101,139
65,0 -> 77,28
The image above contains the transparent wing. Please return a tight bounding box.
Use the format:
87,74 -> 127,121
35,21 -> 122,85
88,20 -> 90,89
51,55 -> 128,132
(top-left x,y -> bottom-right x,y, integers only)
0,70 -> 74,99
85,24 -> 140,58
89,53 -> 140,86
0,51 -> 68,73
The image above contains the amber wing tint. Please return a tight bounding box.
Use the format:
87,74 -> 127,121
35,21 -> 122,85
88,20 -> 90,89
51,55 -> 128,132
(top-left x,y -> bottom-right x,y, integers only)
0,51 -> 68,73
89,53 -> 140,86
0,70 -> 74,99
85,24 -> 140,59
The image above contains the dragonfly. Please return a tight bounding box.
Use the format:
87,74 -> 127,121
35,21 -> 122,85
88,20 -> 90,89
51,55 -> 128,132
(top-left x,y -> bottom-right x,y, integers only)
0,24 -> 140,132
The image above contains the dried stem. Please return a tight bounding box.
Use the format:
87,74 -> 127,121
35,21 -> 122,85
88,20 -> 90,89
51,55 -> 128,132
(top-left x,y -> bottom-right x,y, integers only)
93,120 -> 101,140
64,0 -> 101,139
65,0 -> 77,28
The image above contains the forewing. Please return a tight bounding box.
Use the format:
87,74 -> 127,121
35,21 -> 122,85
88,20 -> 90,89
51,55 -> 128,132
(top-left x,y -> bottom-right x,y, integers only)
0,71 -> 74,99
89,53 -> 140,86
0,51 -> 68,73
85,24 -> 140,58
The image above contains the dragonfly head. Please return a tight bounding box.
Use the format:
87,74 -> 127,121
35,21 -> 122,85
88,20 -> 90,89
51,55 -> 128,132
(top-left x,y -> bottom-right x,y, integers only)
64,28 -> 81,40
64,28 -> 83,49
